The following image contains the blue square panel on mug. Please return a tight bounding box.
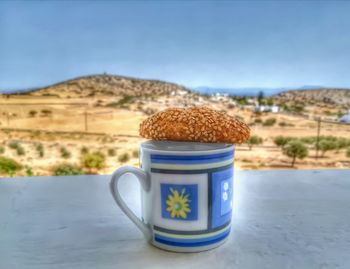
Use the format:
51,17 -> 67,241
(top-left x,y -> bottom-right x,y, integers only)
210,168 -> 233,229
161,183 -> 198,221
220,178 -> 233,216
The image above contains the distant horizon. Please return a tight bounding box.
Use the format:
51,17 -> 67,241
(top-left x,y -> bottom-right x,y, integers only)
1,72 -> 349,96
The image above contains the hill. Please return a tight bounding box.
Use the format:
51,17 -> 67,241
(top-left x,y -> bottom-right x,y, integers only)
3,75 -> 350,108
276,88 -> 350,106
2,74 -> 190,98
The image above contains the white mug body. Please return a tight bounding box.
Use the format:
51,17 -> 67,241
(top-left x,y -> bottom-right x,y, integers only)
139,141 -> 234,252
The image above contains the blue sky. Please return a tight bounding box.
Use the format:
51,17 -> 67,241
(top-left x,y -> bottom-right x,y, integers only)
1,1 -> 350,90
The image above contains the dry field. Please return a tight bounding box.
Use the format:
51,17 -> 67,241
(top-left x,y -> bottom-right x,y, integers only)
0,95 -> 349,177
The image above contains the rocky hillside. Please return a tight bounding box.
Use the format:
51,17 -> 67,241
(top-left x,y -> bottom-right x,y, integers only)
276,88 -> 350,106
14,74 -> 190,98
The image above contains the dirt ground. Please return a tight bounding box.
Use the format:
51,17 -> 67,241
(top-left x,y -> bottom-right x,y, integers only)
0,95 -> 349,177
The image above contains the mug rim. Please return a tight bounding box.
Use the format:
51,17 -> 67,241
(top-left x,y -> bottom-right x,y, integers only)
141,140 -> 234,155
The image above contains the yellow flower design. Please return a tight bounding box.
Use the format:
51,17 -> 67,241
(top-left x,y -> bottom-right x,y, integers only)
166,187 -> 191,219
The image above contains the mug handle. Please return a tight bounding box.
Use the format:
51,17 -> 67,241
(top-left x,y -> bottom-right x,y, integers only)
109,166 -> 152,241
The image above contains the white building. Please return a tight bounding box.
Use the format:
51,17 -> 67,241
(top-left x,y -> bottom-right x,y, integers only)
255,105 -> 280,113
210,93 -> 229,102
246,98 -> 256,105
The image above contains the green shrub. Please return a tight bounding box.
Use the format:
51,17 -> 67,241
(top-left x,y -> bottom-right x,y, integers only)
283,104 -> 304,113
233,96 -> 247,106
8,141 -> 20,149
41,109 -> 52,116
108,148 -> 116,157
0,146 -> 4,154
278,122 -> 287,127
107,95 -> 134,108
132,149 -> 139,158
118,152 -> 130,163
292,104 -> 304,113
278,122 -> 295,127
42,93 -> 59,97
101,136 -> 109,144
336,110 -> 345,118
36,143 -> 44,157
32,130 -> 41,137
254,118 -> 262,124
0,156 -> 22,176
283,141 -> 308,167
266,98 -> 274,106
60,147 -> 71,159
274,136 -> 293,149
263,118 -> 276,126
81,146 -> 89,155
52,164 -> 84,176
120,104 -> 130,109
25,165 -> 33,176
16,146 -> 25,156
28,110 -> 37,117
118,95 -> 134,105
246,135 -> 263,150
9,141 -> 25,155
81,151 -> 106,172
36,143 -> 43,151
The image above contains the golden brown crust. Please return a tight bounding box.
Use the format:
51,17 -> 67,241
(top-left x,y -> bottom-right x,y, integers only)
139,106 -> 250,144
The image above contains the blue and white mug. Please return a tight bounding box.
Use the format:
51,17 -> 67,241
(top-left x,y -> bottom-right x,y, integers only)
110,141 -> 234,252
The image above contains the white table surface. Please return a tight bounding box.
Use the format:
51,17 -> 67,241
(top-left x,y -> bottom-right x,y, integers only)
1,169 -> 350,269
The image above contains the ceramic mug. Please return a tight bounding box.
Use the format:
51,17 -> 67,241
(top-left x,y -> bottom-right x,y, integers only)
110,141 -> 234,252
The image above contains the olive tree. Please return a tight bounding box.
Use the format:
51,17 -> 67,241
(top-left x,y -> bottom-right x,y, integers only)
246,135 -> 263,150
283,141 -> 308,167
335,138 -> 349,153
317,140 -> 337,157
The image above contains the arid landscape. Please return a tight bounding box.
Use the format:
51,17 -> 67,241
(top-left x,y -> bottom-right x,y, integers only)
1,74 -> 350,177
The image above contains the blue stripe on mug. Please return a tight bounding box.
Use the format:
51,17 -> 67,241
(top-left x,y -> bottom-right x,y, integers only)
151,151 -> 234,164
154,229 -> 230,247
150,163 -> 233,174
154,228 -> 230,244
151,155 -> 233,164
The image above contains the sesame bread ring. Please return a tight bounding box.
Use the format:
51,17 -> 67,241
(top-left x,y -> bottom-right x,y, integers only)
139,106 -> 250,144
